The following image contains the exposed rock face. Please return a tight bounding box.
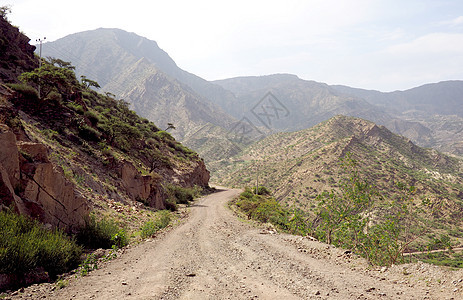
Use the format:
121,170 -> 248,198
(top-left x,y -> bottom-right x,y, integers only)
0,162 -> 20,209
0,15 -> 38,83
119,160 -> 166,209
182,160 -> 210,187
0,124 -> 89,231
0,124 -> 20,187
22,161 -> 89,230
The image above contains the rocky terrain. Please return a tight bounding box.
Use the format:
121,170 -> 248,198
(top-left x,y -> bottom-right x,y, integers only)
0,15 -> 37,83
0,15 -> 209,231
213,115 -> 463,248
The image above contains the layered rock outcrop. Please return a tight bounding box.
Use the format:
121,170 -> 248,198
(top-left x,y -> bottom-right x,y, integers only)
0,124 -> 89,231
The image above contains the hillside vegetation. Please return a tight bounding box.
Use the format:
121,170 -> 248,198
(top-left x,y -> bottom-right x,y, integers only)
0,13 -> 209,289
216,116 -> 463,251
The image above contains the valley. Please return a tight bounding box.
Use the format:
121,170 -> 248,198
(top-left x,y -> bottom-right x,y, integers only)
2,8 -> 463,299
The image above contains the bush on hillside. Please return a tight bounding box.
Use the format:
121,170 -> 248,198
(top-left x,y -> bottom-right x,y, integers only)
5,83 -> 39,101
0,210 -> 82,277
165,184 -> 201,207
75,215 -> 128,249
140,210 -> 171,239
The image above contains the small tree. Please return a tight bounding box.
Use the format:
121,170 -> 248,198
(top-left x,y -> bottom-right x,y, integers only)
80,75 -> 101,89
165,123 -> 176,131
47,57 -> 75,70
0,5 -> 11,20
19,62 -> 79,98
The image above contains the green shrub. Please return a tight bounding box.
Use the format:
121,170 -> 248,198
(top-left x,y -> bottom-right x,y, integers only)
75,215 -> 128,249
78,124 -> 101,142
5,83 -> 39,100
165,184 -> 201,206
140,210 -> 171,238
67,103 -> 85,114
253,186 -> 271,195
84,110 -> 100,126
312,153 -> 422,266
0,210 -> 82,277
154,130 -> 174,141
44,91 -> 63,106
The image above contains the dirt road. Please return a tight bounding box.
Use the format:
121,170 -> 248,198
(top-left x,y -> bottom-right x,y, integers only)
15,188 -> 463,299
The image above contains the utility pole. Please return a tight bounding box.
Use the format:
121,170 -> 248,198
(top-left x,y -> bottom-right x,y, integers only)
256,162 -> 259,195
36,37 -> 46,98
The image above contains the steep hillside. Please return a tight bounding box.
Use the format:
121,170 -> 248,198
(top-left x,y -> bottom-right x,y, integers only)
332,82 -> 463,155
0,15 -> 38,82
0,17 -> 209,233
40,28 -> 237,141
215,115 -> 463,239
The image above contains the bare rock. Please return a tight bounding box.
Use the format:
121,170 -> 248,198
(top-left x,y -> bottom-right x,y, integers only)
120,160 -> 154,201
0,124 -> 20,187
23,162 -> 89,230
17,141 -> 49,163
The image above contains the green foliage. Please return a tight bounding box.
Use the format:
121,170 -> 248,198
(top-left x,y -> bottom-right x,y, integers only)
253,186 -> 271,195
0,5 -> 11,20
78,253 -> 98,276
5,83 -> 39,100
80,75 -> 100,89
78,124 -> 101,142
413,251 -> 463,268
75,215 -> 129,249
165,184 -> 201,207
154,130 -> 174,141
45,91 -> 63,106
140,210 -> 171,239
235,187 -> 307,232
47,57 -> 75,70
0,210 -> 82,277
19,61 -> 79,98
84,110 -> 100,125
312,153 -> 423,266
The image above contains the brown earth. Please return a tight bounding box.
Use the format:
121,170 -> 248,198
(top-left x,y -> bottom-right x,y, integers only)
8,188 -> 463,299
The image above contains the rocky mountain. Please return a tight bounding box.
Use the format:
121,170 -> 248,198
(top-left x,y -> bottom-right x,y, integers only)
333,81 -> 463,117
42,28 -> 463,161
213,74 -> 392,132
214,115 -> 463,237
39,28 -> 237,142
332,82 -> 463,155
212,76 -> 463,156
0,16 -> 209,232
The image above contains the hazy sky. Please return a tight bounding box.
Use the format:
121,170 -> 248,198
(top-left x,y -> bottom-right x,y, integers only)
7,0 -> 463,91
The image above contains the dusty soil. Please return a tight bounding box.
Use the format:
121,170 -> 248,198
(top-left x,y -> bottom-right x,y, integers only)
7,188 -> 463,299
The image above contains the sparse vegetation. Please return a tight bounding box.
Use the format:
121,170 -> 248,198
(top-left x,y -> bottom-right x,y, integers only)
140,210 -> 172,238
164,184 -> 202,209
75,215 -> 129,249
233,187 -> 310,235
0,210 -> 82,278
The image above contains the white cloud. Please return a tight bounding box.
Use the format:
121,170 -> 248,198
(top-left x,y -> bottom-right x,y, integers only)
385,33 -> 463,55
439,16 -> 463,27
